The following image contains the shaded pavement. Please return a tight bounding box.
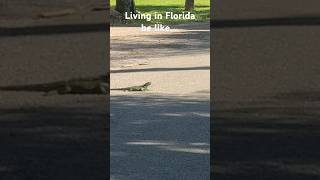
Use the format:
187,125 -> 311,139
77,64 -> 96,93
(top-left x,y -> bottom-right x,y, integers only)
0,1 -> 108,179
111,95 -> 210,180
212,0 -> 320,179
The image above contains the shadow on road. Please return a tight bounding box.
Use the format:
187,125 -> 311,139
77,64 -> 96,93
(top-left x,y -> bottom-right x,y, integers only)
111,23 -> 210,62
111,66 -> 209,73
212,16 -> 320,28
0,101 -> 108,180
0,23 -> 109,37
111,94 -> 210,179
213,91 -> 320,180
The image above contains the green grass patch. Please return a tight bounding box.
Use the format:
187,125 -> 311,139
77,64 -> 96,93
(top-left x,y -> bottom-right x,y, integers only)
110,0 -> 210,25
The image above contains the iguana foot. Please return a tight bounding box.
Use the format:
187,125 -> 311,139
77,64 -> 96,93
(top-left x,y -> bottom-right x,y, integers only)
44,90 -> 59,96
99,83 -> 109,94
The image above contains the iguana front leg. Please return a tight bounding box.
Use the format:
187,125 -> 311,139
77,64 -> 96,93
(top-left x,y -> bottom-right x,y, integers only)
99,82 -> 109,94
44,82 -> 72,96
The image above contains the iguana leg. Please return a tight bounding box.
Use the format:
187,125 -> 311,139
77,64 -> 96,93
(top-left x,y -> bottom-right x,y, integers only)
44,90 -> 59,96
45,83 -> 72,95
99,83 -> 108,94
59,83 -> 72,94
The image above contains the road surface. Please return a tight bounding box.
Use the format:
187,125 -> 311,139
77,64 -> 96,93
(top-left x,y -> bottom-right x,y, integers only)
0,1 -> 108,179
110,23 -> 210,179
213,0 -> 320,179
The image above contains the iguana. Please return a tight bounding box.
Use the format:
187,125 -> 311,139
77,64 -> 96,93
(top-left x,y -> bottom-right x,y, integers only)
0,76 -> 109,95
111,82 -> 151,91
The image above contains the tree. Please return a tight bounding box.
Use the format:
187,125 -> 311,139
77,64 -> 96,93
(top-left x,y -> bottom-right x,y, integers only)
185,0 -> 194,11
115,0 -> 136,14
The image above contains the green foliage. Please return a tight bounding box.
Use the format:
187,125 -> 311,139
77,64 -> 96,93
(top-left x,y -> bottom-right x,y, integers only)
110,0 -> 210,25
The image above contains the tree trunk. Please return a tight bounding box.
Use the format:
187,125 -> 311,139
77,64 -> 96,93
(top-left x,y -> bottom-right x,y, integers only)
185,0 -> 194,11
115,0 -> 136,14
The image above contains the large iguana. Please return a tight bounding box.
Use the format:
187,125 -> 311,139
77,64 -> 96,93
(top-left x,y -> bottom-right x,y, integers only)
0,76 -> 109,95
111,82 -> 151,91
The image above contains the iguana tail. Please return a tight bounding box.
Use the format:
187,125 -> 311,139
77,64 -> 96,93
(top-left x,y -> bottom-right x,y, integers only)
0,75 -> 108,92
110,82 -> 151,91
110,87 -> 128,91
0,82 -> 65,92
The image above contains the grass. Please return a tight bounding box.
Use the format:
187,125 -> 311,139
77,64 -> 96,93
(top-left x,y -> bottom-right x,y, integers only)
110,0 -> 210,25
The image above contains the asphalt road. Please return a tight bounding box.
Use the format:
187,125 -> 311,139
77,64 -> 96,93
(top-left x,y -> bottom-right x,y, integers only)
110,24 -> 210,180
111,94 -> 210,180
212,1 -> 320,179
0,1 -> 108,179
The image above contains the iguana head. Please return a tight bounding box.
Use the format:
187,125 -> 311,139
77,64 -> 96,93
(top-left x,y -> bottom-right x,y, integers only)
143,82 -> 151,87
